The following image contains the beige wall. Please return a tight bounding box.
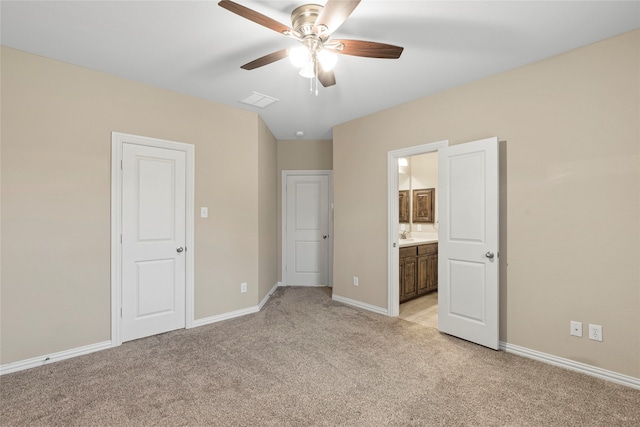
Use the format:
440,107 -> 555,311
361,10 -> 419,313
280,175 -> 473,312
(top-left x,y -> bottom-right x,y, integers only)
258,118 -> 278,303
0,47 -> 276,364
276,139 -> 333,282
333,30 -> 640,377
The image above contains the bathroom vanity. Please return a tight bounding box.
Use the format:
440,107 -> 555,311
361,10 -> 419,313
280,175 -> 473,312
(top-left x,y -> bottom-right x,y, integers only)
399,239 -> 438,303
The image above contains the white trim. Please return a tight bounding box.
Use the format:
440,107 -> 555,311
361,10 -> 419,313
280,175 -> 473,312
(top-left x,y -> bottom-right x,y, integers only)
0,341 -> 112,376
500,341 -> 640,390
332,294 -> 389,316
111,132 -> 195,345
281,170 -> 334,287
192,306 -> 260,328
259,282 -> 281,310
387,140 -> 449,317
2,291 -> 275,375
280,283 -> 326,287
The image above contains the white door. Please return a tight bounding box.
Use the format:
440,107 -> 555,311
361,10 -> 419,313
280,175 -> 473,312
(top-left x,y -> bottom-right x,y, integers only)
438,137 -> 499,349
121,143 -> 186,342
285,174 -> 330,286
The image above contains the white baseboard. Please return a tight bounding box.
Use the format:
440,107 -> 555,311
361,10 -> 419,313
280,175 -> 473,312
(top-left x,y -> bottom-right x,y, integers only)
6,300 -> 636,393
191,305 -> 260,328
2,290 -> 281,376
500,341 -> 640,390
259,282 -> 281,310
0,340 -> 113,376
332,294 -> 389,316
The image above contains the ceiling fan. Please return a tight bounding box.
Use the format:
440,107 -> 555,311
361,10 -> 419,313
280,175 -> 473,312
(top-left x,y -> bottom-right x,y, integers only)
218,0 -> 404,90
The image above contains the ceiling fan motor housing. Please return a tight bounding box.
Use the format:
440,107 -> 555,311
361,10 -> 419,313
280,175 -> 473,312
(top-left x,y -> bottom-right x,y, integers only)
291,4 -> 328,40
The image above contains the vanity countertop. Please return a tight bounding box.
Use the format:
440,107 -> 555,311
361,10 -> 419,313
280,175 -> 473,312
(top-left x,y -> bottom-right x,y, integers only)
399,237 -> 438,247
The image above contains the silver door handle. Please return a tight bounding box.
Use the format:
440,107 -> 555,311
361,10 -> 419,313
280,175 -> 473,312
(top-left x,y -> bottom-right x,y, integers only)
323,235 -> 328,239
485,251 -> 494,259
177,247 -> 184,253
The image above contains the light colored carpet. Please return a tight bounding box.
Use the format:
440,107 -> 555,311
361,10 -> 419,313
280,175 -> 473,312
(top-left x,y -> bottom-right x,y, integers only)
1,287 -> 638,426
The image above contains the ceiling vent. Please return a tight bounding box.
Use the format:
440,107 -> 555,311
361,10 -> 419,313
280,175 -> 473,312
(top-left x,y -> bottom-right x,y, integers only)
240,92 -> 279,108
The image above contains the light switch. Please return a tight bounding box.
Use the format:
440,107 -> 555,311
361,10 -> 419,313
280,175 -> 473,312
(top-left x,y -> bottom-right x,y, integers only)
200,207 -> 208,218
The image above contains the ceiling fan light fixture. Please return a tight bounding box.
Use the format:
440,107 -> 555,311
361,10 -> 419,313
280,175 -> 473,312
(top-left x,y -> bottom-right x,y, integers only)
288,46 -> 310,68
317,50 -> 337,71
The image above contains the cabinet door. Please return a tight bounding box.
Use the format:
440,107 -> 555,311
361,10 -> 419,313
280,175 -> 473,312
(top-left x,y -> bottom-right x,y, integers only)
399,259 -> 406,301
417,255 -> 429,294
427,254 -> 438,291
403,258 -> 417,300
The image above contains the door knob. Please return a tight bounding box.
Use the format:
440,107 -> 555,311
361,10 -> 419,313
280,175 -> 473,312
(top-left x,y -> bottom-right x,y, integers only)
323,235 -> 328,239
177,247 -> 184,253
485,251 -> 494,259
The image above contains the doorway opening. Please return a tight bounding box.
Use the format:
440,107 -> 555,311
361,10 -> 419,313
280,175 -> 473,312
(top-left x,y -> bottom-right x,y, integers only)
387,140 -> 447,318
397,152 -> 439,328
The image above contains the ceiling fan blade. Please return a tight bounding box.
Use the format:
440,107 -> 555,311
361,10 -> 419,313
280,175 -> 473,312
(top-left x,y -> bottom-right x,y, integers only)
241,49 -> 289,70
312,0 -> 361,36
218,0 -> 293,36
330,39 -> 404,59
317,68 -> 336,87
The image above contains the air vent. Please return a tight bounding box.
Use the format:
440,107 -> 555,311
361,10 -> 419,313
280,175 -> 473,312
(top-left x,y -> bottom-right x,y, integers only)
240,92 -> 278,108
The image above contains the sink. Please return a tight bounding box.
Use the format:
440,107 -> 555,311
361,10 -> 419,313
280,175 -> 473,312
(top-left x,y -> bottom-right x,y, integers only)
399,238 -> 414,242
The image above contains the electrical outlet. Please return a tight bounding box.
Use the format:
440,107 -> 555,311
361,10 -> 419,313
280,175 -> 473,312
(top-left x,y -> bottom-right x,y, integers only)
241,282 -> 247,293
417,224 -> 422,231
353,276 -> 359,286
588,324 -> 603,342
570,321 -> 582,337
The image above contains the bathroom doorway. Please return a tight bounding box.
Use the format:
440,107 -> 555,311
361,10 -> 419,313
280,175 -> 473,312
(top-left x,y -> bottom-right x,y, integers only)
396,152 -> 440,328
386,140 -> 446,318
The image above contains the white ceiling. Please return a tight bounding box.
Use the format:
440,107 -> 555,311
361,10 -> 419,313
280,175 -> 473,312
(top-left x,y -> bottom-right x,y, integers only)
2,1 -> 639,140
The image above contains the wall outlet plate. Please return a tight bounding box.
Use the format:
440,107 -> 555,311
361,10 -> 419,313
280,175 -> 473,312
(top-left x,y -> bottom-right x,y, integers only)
570,321 -> 582,337
588,324 -> 603,341
241,282 -> 247,293
353,276 -> 359,286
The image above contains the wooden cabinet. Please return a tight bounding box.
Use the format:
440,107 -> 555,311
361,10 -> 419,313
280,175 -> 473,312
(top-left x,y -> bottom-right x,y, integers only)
400,242 -> 437,303
417,255 -> 429,294
399,190 -> 410,223
400,246 -> 417,301
417,243 -> 438,293
412,188 -> 435,223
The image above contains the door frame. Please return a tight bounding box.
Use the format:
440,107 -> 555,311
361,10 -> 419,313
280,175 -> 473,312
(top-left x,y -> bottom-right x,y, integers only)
110,132 -> 195,346
387,140 -> 448,317
281,170 -> 334,287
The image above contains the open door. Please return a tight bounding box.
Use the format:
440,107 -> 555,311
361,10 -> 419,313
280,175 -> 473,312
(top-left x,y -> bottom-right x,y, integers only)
438,137 -> 499,349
